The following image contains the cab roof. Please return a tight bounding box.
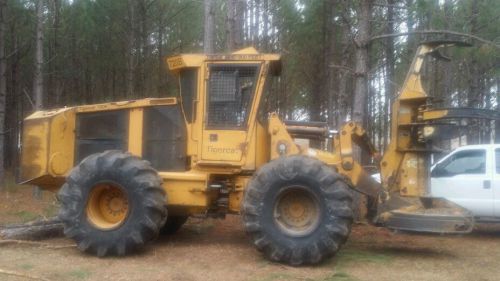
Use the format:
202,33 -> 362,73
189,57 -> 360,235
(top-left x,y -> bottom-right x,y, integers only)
165,47 -> 281,75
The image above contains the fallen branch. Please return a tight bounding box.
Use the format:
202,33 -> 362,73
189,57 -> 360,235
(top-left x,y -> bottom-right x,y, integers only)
0,268 -> 51,281
0,217 -> 64,240
0,239 -> 75,249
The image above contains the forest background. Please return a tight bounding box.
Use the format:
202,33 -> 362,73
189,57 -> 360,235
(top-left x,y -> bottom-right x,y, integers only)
0,0 -> 498,185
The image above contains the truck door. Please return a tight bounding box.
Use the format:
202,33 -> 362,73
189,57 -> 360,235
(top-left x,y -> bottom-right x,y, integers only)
201,63 -> 261,163
492,148 -> 500,217
431,148 -> 493,217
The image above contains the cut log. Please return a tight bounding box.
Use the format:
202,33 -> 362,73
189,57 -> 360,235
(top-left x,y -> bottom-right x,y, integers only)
0,217 -> 64,240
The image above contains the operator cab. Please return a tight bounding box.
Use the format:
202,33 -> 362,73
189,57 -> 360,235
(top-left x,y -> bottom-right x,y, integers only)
167,48 -> 281,167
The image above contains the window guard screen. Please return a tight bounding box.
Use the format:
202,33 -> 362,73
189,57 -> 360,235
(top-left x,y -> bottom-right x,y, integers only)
142,105 -> 186,171
206,64 -> 259,129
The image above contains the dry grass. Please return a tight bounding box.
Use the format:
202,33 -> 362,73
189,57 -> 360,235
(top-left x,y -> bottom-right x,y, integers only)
1,182 -> 500,280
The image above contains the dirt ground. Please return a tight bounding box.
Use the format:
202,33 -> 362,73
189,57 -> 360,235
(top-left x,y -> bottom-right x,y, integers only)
1,187 -> 500,281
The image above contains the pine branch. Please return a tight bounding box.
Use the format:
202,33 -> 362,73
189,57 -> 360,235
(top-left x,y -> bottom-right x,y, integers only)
370,30 -> 500,49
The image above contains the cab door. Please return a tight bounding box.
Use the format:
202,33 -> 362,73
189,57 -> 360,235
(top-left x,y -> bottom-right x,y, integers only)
431,148 -> 493,217
200,63 -> 261,163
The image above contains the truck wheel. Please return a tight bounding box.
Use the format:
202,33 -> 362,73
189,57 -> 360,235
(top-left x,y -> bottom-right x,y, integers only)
242,155 -> 353,265
160,216 -> 188,235
57,150 -> 167,257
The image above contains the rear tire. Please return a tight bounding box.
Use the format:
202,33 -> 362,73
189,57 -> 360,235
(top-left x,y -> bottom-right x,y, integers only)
160,216 -> 188,235
242,155 -> 353,265
57,150 -> 167,256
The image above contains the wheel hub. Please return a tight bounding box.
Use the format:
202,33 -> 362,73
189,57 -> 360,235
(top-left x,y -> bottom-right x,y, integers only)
86,183 -> 129,230
274,187 -> 320,236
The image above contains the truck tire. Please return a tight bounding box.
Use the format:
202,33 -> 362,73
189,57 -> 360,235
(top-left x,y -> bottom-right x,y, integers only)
242,155 -> 353,266
57,150 -> 167,257
160,216 -> 188,235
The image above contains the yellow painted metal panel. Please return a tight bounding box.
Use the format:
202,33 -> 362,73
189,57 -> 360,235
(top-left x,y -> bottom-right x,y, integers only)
254,121 -> 270,169
201,130 -> 246,162
128,108 -> 143,156
20,107 -> 77,187
242,121 -> 269,170
48,109 -> 76,177
229,176 -> 250,213
268,114 -> 300,160
20,119 -> 49,183
76,98 -> 177,113
398,153 -> 428,197
421,109 -> 449,120
159,171 -> 208,207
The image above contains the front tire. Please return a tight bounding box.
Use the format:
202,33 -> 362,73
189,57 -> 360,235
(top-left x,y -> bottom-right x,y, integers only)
242,155 -> 353,265
57,150 -> 167,256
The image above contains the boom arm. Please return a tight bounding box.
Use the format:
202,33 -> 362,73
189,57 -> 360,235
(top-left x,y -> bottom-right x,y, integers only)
380,41 -> 479,197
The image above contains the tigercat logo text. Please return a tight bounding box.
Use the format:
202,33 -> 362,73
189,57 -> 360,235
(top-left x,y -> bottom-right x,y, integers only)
207,146 -> 239,154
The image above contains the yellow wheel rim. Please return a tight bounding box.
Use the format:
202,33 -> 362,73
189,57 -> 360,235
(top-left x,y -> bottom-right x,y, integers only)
86,183 -> 129,230
274,187 -> 320,237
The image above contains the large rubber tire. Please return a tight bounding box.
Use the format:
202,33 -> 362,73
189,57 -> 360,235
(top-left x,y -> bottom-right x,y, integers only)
57,150 -> 167,257
242,155 -> 353,266
160,216 -> 188,235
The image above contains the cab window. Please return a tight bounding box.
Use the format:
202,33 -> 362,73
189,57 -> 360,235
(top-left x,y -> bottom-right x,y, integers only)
206,64 -> 259,129
179,68 -> 198,123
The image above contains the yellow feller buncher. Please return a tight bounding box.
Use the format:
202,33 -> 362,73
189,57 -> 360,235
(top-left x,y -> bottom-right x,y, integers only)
18,41 -> 496,265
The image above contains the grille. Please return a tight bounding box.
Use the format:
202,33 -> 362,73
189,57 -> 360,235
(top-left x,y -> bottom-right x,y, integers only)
75,110 -> 128,163
142,105 -> 187,171
207,65 -> 258,129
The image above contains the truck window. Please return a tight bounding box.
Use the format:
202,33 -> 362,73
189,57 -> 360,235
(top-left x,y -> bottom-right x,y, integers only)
496,148 -> 500,173
440,150 -> 486,176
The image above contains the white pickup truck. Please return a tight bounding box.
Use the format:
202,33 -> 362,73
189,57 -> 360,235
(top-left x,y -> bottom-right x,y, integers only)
431,144 -> 500,222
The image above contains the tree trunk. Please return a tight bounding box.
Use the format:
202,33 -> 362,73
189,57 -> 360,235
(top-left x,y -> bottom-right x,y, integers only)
383,0 -> 395,151
262,0 -> 269,51
32,0 -> 45,199
352,0 -> 372,125
405,0 -> 414,67
157,4 -> 166,96
204,0 -> 215,53
327,0 -> 338,129
138,0 -> 148,97
336,14 -> 350,127
126,0 -> 135,98
254,0 -> 260,47
226,0 -> 245,51
249,0 -> 256,47
352,0 -> 372,161
9,31 -> 21,179
33,0 -> 44,109
52,0 -> 61,106
467,0 -> 480,144
0,0 -> 6,189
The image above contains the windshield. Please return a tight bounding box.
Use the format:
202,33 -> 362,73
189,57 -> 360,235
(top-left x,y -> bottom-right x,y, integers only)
206,64 -> 260,129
